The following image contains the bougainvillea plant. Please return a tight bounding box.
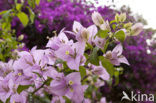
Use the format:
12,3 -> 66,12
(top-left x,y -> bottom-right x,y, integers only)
0,12 -> 142,103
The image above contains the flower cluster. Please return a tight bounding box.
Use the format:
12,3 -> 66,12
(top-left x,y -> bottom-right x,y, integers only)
2,0 -> 154,102
0,12 -> 137,103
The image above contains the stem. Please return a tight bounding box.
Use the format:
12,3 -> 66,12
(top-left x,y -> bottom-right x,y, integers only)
31,78 -> 51,95
81,74 -> 90,82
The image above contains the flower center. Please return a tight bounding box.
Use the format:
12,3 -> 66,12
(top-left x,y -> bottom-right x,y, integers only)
65,50 -> 70,55
81,28 -> 89,41
18,72 -> 22,76
105,51 -> 112,59
68,80 -> 74,85
41,68 -> 46,71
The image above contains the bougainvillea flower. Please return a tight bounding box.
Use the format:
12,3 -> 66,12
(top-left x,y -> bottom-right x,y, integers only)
0,78 -> 25,103
55,42 -> 85,70
46,29 -> 73,51
51,96 -> 65,103
93,36 -> 106,49
100,97 -> 106,103
50,72 -> 87,103
30,49 -> 50,68
91,11 -> 104,26
104,44 -> 129,66
10,91 -> 27,103
99,20 -> 111,31
13,51 -> 34,85
73,21 -> 97,43
92,11 -> 110,31
92,64 -> 110,81
0,78 -> 14,102
46,36 -> 61,51
83,98 -> 91,103
131,23 -> 143,36
0,60 -> 13,77
88,63 -> 110,81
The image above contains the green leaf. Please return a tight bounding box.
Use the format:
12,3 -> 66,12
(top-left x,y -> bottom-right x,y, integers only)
97,30 -> 109,38
35,0 -> 40,5
103,39 -> 109,53
54,59 -> 64,66
79,66 -> 86,79
85,43 -> 93,50
112,24 -> 116,30
28,0 -> 36,8
28,8 -> 35,23
45,78 -> 53,86
114,30 -> 126,42
88,47 -> 99,66
17,85 -> 31,94
63,96 -> 72,103
2,9 -> 12,18
114,71 -> 119,86
16,3 -> 22,11
0,99 -> 3,103
5,98 -> 10,103
110,20 -> 116,24
92,75 -> 98,82
17,12 -> 29,27
99,56 -> 115,77
116,67 -> 124,75
31,94 -> 51,103
106,78 -> 113,86
33,72 -> 42,78
0,10 -> 8,15
84,85 -> 94,99
2,22 -> 11,30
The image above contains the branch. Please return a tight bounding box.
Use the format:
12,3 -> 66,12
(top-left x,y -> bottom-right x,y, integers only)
31,78 -> 51,95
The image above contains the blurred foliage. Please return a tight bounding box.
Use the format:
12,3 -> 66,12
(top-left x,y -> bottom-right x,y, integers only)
0,0 -> 40,61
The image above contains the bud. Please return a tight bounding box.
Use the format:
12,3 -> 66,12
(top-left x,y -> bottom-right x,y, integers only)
18,35 -> 24,41
115,13 -> 120,23
119,13 -> 126,22
18,43 -> 25,48
21,0 -> 24,3
100,20 -> 111,31
124,22 -> 133,30
105,51 -> 112,59
81,28 -> 90,41
131,23 -> 143,36
115,13 -> 127,22
92,11 -> 104,26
